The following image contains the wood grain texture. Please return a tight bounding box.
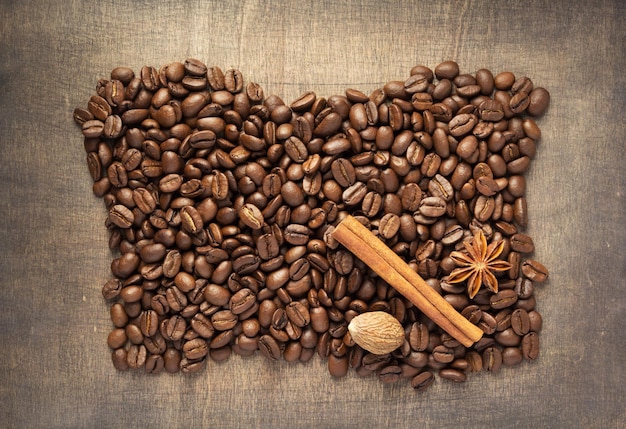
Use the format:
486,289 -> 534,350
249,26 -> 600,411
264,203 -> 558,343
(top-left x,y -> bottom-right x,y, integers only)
0,0 -> 624,427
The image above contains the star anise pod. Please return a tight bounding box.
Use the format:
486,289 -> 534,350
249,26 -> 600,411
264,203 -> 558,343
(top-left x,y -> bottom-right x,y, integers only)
448,230 -> 512,299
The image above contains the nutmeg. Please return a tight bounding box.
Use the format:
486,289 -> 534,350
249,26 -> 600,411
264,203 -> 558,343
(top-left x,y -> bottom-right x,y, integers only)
347,311 -> 405,355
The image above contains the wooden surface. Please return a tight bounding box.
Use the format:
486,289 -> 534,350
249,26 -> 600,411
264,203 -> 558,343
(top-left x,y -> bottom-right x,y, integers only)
0,0 -> 624,427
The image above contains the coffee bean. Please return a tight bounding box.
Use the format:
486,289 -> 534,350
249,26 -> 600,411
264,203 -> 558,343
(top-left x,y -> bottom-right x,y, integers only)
527,87 -> 550,117
432,345 -> 455,363
408,322 -> 429,352
239,203 -> 264,230
284,136 -> 308,163
522,259 -> 549,282
474,195 -> 495,222
522,332 -> 540,360
435,61 -> 459,80
140,310 -> 159,337
178,205 -> 203,235
461,305 -> 482,324
229,288 -> 256,315
182,338 -> 209,361
285,301 -> 311,328
502,347 -> 523,366
258,334 -> 281,360
439,368 -> 467,383
411,371 -> 435,391
190,313 -> 214,339
495,328 -> 521,347
282,224 -> 310,246
478,312 -> 497,335
448,113 -> 478,137
127,344 -> 147,370
490,289 -> 518,310
327,354 -> 349,378
428,174 -> 454,202
109,204 -> 134,228
102,279 -> 122,300
280,181 -> 304,207
482,346 -> 503,373
419,196 -> 446,218
144,354 -> 165,374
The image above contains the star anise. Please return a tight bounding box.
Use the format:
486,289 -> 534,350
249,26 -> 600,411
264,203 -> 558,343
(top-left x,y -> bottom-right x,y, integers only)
448,230 -> 512,299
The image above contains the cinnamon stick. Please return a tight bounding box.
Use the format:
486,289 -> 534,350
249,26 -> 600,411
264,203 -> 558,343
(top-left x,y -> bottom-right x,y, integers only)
332,215 -> 483,347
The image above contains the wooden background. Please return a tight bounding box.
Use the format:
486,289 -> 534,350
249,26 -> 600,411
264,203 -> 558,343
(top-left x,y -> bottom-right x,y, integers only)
0,0 -> 624,427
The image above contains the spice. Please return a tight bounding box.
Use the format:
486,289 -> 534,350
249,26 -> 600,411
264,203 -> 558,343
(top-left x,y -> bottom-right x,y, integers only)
332,215 -> 483,347
448,230 -> 512,299
347,311 -> 405,355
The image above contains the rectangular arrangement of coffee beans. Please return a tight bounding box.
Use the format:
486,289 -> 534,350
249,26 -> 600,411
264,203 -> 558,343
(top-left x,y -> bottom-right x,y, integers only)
73,59 -> 550,391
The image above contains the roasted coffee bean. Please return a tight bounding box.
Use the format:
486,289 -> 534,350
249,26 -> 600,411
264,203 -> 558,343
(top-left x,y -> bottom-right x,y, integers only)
502,347 -> 523,366
527,87 -> 551,117
419,196 -> 446,217
439,368 -> 467,383
475,175 -> 499,196
528,310 -> 543,333
139,310 -> 159,337
211,310 -> 238,331
285,301 -> 311,328
511,308 -> 531,336
139,243 -> 166,263
495,328 -> 521,347
342,182 -> 368,206
490,289 -> 518,309
283,224 -> 311,245
102,279 -> 122,300
127,344 -> 147,370
327,354 -> 349,378
190,313 -> 214,339
107,328 -> 127,349
514,277 -> 534,299
180,357 -> 207,374
482,346 -> 503,373
183,338 -> 209,361
161,315 -> 186,342
144,354 -> 165,374
165,285 -> 188,312
256,233 -> 279,260
461,305 -> 482,324
331,158 -> 356,188
409,322 -> 429,351
378,213 -> 401,239
521,259 -> 549,282
379,365 -> 402,383
478,312 -> 497,335
239,203 -> 264,230
432,345 -> 455,363
180,205 -> 203,234
411,371 -> 435,391
514,197 -> 528,227
120,285 -> 143,303
284,136 -> 308,163
258,334 -> 281,360
162,348 -> 181,373
448,113 -> 477,137
522,332 -> 540,360
474,195 -> 495,222
109,204 -> 134,228
229,288 -> 256,315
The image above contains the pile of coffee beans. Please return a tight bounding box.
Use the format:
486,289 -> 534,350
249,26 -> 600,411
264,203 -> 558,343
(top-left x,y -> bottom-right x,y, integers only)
73,59 -> 550,390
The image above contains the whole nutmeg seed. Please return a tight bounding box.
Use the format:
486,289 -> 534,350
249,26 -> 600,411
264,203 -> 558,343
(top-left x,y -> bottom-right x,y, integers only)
347,311 -> 405,355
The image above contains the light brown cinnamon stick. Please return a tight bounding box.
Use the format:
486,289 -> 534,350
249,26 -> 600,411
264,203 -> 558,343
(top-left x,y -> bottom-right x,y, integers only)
332,215 -> 483,347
